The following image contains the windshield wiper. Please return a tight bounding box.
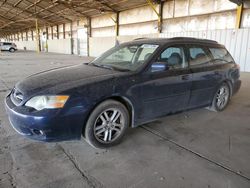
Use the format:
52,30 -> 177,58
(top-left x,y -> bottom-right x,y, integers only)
91,63 -> 114,70
111,66 -> 131,72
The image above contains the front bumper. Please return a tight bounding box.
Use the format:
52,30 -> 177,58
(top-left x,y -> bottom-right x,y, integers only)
5,94 -> 88,142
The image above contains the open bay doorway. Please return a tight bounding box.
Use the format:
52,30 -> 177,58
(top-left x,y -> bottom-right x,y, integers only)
77,27 -> 88,56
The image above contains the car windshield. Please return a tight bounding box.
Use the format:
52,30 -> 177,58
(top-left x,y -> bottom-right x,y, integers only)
90,43 -> 159,71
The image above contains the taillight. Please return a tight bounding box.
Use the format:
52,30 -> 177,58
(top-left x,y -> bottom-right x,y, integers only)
236,64 -> 240,69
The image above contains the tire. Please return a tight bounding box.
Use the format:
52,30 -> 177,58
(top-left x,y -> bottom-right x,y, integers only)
208,83 -> 230,112
84,100 -> 129,148
9,48 -> 15,52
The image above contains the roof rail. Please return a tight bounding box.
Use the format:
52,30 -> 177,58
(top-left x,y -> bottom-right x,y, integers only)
133,38 -> 148,41
170,37 -> 218,43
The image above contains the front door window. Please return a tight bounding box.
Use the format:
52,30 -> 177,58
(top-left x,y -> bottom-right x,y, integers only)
156,46 -> 188,70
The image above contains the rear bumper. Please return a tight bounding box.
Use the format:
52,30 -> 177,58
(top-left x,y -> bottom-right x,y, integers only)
5,94 -> 87,142
232,80 -> 241,95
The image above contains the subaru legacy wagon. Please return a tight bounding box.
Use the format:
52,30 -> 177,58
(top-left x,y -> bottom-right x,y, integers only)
5,37 -> 241,148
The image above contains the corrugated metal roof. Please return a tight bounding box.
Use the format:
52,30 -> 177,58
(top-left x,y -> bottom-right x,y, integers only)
0,0 -> 149,36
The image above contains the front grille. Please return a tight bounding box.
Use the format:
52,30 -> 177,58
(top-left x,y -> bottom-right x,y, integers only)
10,88 -> 24,106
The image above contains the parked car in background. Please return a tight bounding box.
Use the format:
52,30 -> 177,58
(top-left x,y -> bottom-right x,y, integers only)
0,42 -> 17,52
5,37 -> 241,148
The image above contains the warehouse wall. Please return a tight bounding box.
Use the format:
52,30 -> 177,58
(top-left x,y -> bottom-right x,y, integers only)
47,39 -> 72,54
14,41 -> 37,51
91,0 -> 238,38
89,33 -> 159,57
161,0 -> 237,32
88,0 -> 242,57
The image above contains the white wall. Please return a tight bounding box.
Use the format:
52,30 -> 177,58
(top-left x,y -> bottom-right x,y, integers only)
89,33 -> 159,57
14,41 -> 37,51
90,0 -> 237,38
47,39 -> 72,54
89,37 -> 116,57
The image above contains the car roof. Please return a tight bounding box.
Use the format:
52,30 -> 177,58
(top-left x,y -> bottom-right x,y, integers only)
124,37 -> 222,47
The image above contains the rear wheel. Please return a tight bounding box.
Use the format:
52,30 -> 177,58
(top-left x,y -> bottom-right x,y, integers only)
209,83 -> 230,112
84,100 -> 129,148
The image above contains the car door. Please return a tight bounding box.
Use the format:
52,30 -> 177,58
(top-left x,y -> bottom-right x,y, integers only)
187,44 -> 222,108
3,43 -> 10,50
139,45 -> 192,122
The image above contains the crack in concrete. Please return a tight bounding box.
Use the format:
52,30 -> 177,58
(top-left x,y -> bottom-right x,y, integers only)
7,171 -> 16,188
57,144 -> 104,188
141,126 -> 250,182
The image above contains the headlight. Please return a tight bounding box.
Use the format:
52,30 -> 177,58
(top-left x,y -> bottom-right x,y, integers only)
25,95 -> 69,111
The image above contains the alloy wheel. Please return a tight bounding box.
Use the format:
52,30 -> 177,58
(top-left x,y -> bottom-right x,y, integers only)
94,108 -> 125,143
216,86 -> 229,110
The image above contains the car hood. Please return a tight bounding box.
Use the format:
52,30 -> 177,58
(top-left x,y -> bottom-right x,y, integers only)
16,64 -> 124,97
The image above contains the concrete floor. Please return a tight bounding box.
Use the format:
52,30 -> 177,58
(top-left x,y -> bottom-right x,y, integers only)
0,51 -> 250,188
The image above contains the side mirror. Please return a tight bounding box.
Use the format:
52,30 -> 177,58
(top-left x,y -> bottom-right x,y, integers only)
151,62 -> 168,72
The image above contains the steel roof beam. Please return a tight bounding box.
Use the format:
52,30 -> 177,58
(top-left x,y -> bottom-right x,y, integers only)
24,0 -> 72,22
94,0 -> 117,13
14,0 -> 23,7
0,0 -> 54,29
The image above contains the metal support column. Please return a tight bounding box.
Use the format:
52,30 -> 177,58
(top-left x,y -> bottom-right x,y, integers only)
63,23 -> 66,39
31,30 -> 34,41
26,31 -> 28,41
109,13 -> 119,37
236,3 -> 243,29
46,27 -> 49,40
35,19 -> 40,53
87,17 -> 91,57
146,0 -> 163,33
158,1 -> 163,33
70,21 -> 73,54
51,26 -> 54,40
56,25 -> 59,39
115,12 -> 119,36
45,27 -> 49,52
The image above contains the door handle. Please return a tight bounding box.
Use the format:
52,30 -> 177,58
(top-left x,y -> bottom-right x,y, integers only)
181,74 -> 191,80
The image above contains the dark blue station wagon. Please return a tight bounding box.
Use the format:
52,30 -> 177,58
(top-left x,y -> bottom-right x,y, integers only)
5,37 -> 241,148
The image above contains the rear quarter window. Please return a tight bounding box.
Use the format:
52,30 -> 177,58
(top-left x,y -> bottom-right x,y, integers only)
209,47 -> 234,64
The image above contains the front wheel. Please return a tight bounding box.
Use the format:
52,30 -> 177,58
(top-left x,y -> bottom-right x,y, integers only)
84,100 -> 129,148
209,83 -> 230,112
9,48 -> 15,52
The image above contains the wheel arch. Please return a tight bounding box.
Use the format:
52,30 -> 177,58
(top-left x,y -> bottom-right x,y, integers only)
9,47 -> 15,52
210,79 -> 233,107
108,96 -> 135,128
224,79 -> 233,98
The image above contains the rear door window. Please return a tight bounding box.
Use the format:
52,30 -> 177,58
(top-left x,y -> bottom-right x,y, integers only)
209,47 -> 234,64
188,45 -> 213,67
